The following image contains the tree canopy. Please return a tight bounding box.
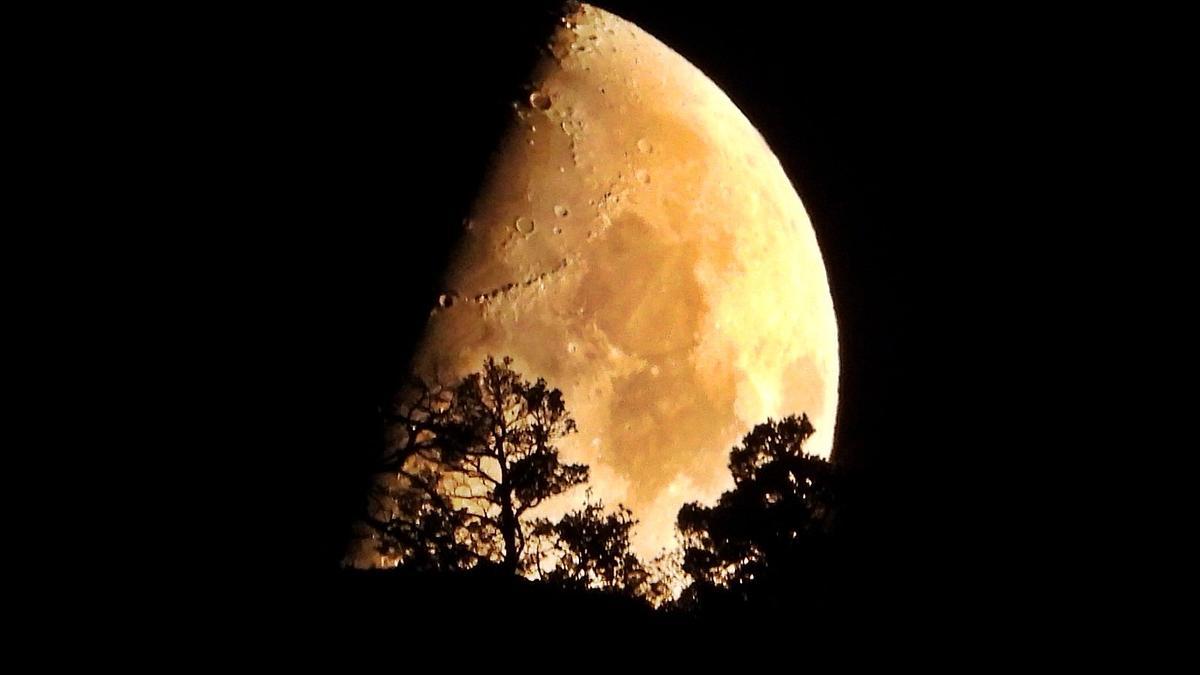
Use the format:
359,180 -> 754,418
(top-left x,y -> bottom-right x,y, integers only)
358,356 -> 649,596
351,358 -> 842,616
676,414 -> 840,609
527,498 -> 649,594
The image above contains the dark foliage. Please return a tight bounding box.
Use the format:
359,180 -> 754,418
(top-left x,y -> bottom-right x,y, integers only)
352,358 -> 846,618
528,499 -> 650,595
353,356 -> 659,610
676,414 -> 840,612
357,356 -> 589,574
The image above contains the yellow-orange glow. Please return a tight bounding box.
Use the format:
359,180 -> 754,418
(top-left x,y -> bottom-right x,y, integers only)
406,3 -> 839,560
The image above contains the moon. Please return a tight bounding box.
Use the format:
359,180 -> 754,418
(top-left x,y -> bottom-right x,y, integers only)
408,3 -> 838,557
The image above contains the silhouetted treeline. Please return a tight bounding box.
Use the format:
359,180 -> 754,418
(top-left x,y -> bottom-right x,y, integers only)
346,356 -> 847,621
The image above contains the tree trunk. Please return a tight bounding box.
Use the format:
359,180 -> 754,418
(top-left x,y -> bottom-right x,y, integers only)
499,487 -> 519,574
494,384 -> 519,575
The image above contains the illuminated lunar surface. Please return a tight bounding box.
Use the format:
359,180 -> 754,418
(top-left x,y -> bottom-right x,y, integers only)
409,4 -> 839,557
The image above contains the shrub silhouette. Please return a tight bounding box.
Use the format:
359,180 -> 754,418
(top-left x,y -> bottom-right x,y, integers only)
676,414 -> 839,610
527,499 -> 649,594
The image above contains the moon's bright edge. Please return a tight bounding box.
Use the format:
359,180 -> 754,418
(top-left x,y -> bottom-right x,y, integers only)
402,4 -> 838,558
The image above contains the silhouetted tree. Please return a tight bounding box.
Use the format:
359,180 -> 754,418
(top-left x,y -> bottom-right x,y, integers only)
676,414 -> 839,608
359,356 -> 591,575
527,498 -> 646,594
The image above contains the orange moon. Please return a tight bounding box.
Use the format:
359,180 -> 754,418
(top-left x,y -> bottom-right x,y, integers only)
409,4 -> 838,557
